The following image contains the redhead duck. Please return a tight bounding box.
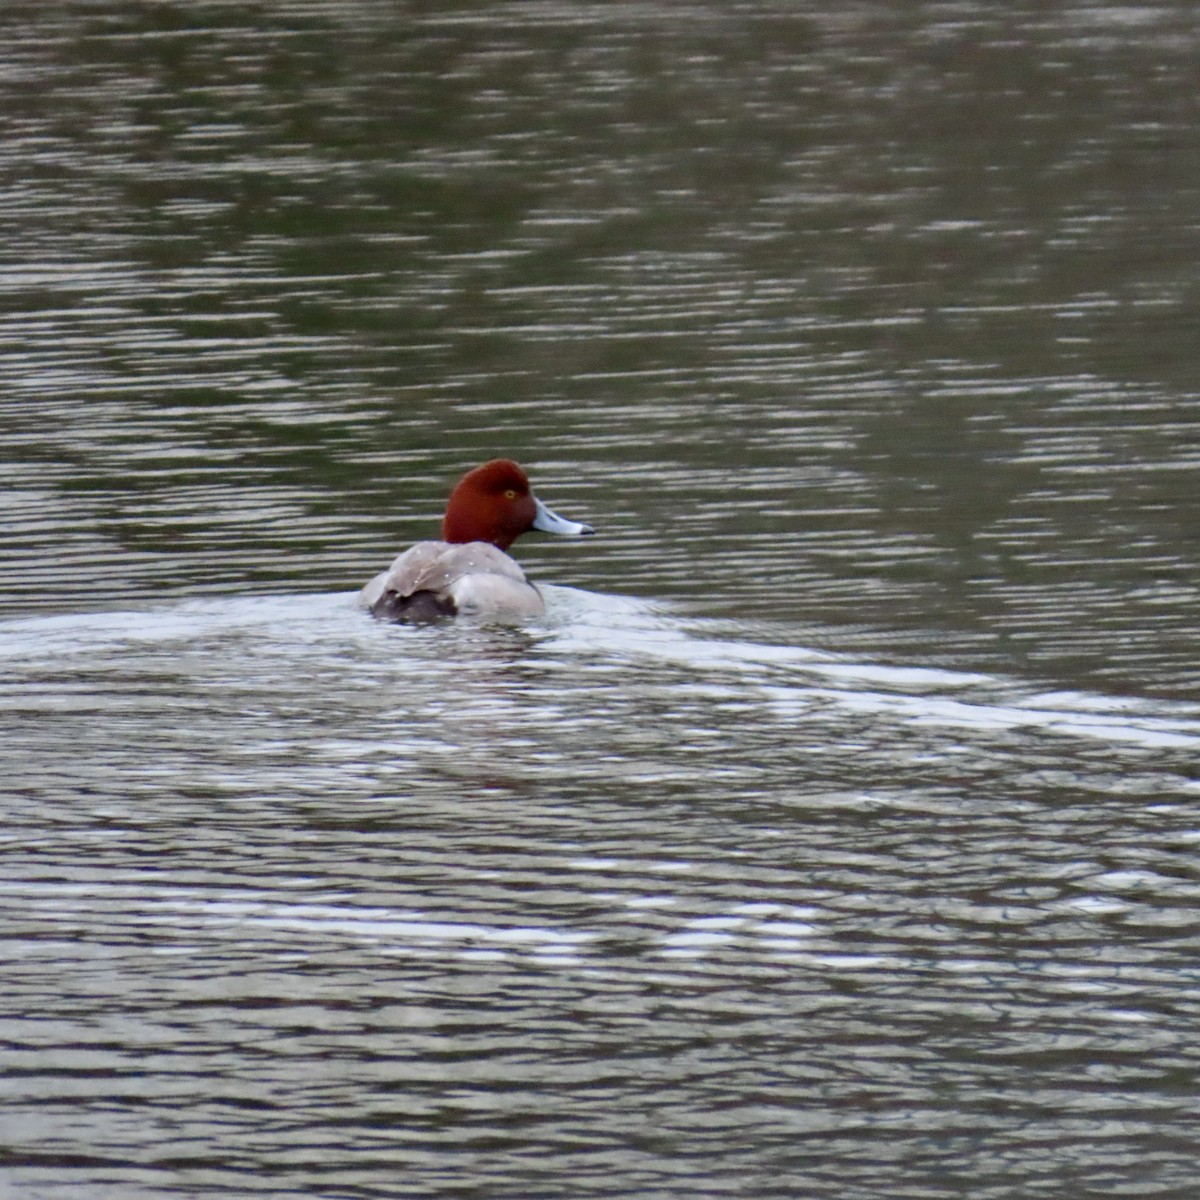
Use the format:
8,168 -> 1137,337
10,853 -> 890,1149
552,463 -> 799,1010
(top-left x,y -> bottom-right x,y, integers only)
358,459 -> 594,622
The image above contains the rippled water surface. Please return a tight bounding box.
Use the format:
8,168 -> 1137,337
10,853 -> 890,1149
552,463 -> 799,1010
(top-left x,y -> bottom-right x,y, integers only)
3,3 -> 1200,1198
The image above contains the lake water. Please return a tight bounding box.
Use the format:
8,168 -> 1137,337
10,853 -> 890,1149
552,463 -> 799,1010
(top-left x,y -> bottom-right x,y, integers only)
3,3 -> 1200,1198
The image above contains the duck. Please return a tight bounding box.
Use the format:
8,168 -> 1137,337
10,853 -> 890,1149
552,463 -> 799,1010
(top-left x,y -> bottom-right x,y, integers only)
358,459 -> 594,623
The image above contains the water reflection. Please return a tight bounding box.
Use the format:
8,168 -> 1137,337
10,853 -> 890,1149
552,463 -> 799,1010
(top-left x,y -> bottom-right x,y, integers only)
4,591 -> 1199,1196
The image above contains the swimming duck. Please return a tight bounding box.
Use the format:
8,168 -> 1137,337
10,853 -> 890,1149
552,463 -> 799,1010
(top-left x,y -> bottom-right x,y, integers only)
358,459 -> 594,622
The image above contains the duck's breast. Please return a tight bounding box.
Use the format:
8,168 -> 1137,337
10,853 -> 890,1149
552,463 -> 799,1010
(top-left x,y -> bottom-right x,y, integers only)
448,570 -> 544,619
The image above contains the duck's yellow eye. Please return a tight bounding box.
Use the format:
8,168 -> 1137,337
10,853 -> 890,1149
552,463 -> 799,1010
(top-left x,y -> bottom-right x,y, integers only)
504,489 -> 517,500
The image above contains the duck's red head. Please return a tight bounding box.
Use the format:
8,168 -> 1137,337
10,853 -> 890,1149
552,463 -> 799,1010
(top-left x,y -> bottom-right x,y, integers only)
441,459 -> 593,551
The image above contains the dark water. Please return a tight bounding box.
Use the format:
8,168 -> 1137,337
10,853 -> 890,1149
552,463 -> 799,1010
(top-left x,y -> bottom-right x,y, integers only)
3,3 -> 1200,1198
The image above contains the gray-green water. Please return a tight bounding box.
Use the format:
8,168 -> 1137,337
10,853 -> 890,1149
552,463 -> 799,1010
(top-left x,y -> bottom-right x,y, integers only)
3,4 -> 1200,1198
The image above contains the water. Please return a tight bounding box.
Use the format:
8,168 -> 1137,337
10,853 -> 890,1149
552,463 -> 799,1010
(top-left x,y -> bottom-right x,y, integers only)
3,3 -> 1200,1198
